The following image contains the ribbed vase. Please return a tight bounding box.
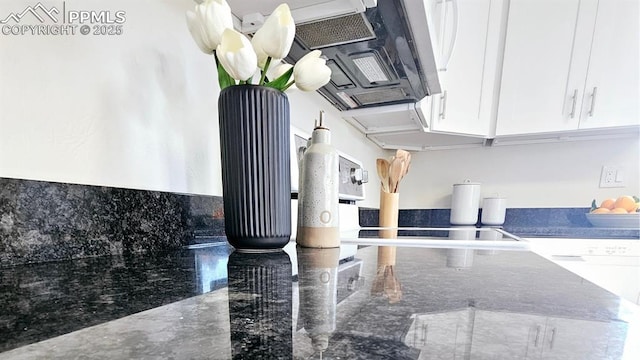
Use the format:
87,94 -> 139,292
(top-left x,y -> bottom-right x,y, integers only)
218,85 -> 291,251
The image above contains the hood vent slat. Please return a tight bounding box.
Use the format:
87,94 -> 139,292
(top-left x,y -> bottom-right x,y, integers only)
297,13 -> 376,49
353,88 -> 408,106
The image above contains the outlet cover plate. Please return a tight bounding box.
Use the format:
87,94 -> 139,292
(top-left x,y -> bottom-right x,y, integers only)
599,166 -> 625,188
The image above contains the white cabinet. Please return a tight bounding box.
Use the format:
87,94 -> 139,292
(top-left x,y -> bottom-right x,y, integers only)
425,0 -> 496,137
496,0 -> 639,136
577,0 -> 640,129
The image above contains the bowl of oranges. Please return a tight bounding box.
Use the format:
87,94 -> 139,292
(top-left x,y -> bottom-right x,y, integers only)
586,195 -> 640,228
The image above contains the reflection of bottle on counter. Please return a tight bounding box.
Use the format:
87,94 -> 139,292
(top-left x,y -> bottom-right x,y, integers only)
297,246 -> 340,355
297,111 -> 340,248
227,250 -> 293,359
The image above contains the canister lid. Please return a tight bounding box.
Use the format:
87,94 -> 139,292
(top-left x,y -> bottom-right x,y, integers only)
453,179 -> 480,186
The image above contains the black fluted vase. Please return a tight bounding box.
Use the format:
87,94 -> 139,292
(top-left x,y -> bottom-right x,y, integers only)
218,85 -> 292,251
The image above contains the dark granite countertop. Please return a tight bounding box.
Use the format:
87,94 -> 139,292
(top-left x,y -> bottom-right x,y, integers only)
1,241 -> 638,359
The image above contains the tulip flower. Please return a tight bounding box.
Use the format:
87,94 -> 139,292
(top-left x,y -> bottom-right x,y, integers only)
216,28 -> 259,81
251,4 -> 295,61
186,0 -> 233,54
267,63 -> 293,82
186,2 -> 331,92
292,50 -> 331,91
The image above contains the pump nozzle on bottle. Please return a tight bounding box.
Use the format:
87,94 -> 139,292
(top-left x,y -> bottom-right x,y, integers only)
315,110 -> 326,129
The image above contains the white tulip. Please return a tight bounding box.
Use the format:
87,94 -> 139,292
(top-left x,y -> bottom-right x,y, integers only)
251,3 -> 295,61
253,43 -> 270,68
267,63 -> 292,81
217,28 -> 259,81
186,0 -> 233,54
293,50 -> 331,91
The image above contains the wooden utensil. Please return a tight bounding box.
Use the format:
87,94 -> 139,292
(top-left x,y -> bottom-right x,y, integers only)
376,158 -> 390,193
388,158 -> 405,193
395,149 -> 411,179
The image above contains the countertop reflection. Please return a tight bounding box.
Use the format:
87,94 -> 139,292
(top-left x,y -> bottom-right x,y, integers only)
1,242 -> 638,359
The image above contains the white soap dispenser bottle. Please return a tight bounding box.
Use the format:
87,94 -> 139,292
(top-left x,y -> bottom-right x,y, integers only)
297,111 -> 340,248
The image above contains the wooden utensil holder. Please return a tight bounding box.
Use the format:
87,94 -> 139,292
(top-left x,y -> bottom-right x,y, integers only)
377,246 -> 397,266
379,190 -> 399,239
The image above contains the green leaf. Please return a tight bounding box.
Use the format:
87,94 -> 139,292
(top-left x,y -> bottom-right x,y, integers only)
217,61 -> 236,89
591,199 -> 597,211
264,68 -> 293,91
213,52 -> 235,89
633,195 -> 639,203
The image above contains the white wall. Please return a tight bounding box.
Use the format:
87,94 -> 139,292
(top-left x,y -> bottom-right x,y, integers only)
3,1 -> 636,211
0,0 -> 384,208
397,136 -> 640,209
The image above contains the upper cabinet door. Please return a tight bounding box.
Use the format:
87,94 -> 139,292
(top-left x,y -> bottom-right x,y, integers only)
424,0 -> 493,136
495,0 -> 594,136
578,0 -> 640,129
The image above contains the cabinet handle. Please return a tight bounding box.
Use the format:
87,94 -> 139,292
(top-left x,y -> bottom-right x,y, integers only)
421,324 -> 428,344
549,327 -> 556,349
438,0 -> 459,71
534,325 -> 542,347
439,90 -> 448,119
588,87 -> 598,117
569,89 -> 578,118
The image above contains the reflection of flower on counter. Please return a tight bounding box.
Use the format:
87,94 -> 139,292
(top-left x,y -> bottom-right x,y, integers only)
371,246 -> 403,304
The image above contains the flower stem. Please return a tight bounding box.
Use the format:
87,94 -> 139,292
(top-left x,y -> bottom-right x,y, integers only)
259,57 -> 272,86
281,80 -> 295,91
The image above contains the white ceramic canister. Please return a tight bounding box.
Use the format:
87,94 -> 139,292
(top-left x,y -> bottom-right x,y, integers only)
297,112 -> 340,248
481,196 -> 507,226
450,180 -> 481,225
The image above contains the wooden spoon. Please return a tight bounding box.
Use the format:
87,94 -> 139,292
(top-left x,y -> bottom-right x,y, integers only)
376,158 -> 390,193
389,158 -> 405,193
395,150 -> 411,178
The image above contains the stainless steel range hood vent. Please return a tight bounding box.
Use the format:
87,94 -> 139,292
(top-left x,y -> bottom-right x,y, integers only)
296,13 -> 376,49
227,0 -> 441,111
284,0 -> 441,111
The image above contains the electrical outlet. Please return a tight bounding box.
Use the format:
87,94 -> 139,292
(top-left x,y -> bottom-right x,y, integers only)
599,166 -> 626,188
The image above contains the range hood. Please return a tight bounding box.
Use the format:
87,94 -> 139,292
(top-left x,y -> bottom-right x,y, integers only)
227,0 -> 442,111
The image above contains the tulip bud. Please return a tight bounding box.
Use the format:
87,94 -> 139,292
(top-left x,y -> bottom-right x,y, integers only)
267,63 -> 292,82
293,50 -> 332,91
186,0 -> 233,54
251,4 -> 295,61
217,28 -> 259,81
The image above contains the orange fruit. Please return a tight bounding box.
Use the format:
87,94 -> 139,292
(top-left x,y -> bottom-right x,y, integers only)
591,207 -> 611,214
614,196 -> 638,212
610,207 -> 628,214
600,198 -> 616,210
